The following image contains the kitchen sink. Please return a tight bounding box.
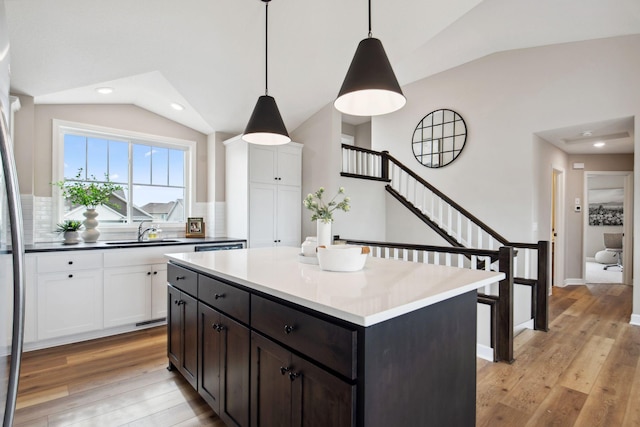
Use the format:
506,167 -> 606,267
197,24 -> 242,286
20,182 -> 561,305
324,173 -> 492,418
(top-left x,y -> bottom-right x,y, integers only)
105,239 -> 181,245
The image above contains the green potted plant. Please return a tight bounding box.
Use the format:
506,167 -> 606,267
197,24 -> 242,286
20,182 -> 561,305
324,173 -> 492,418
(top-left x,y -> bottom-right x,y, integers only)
52,168 -> 123,243
303,187 -> 350,247
55,220 -> 83,245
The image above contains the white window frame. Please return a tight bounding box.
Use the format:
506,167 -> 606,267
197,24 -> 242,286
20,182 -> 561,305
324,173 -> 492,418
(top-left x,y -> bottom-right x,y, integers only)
51,119 -> 197,234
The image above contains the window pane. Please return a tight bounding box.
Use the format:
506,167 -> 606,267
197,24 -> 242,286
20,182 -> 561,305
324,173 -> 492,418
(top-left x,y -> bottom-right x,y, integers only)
63,134 -> 86,179
151,147 -> 169,186
60,131 -> 188,225
108,140 -> 128,184
133,185 -> 184,223
133,144 -> 151,185
87,137 -> 108,179
169,149 -> 184,187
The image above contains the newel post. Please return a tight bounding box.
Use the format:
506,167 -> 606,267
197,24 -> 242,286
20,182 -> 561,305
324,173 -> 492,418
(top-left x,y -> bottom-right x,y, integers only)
381,151 -> 390,181
497,246 -> 514,363
535,240 -> 550,332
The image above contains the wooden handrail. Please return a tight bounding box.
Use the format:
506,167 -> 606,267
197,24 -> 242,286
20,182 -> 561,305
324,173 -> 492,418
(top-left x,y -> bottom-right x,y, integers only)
338,237 -> 499,258
384,151 -> 510,246
340,143 -> 381,156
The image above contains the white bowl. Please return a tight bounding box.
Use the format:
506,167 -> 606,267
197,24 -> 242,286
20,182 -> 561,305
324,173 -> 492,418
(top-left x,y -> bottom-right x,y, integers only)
317,245 -> 369,272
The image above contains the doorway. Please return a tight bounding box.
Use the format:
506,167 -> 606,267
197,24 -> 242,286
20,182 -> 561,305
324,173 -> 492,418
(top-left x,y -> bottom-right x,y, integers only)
551,168 -> 565,288
583,171 -> 633,284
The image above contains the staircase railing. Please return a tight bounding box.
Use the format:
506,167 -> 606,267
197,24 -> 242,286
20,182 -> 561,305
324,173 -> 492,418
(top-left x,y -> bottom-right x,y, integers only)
337,237 -> 515,362
341,144 -> 549,334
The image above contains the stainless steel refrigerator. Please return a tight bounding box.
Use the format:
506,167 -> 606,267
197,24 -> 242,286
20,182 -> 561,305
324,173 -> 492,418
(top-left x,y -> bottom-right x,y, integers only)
0,0 -> 26,425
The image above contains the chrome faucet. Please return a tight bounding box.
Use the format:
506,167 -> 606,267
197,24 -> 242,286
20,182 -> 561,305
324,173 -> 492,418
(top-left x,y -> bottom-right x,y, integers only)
137,221 -> 154,242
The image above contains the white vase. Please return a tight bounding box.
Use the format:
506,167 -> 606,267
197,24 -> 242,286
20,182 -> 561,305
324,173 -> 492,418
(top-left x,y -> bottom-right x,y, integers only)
63,230 -> 80,245
82,208 -> 100,243
316,220 -> 332,247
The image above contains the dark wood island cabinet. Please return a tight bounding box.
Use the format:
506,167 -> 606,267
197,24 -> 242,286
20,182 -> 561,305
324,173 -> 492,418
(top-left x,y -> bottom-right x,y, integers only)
166,247 -> 503,427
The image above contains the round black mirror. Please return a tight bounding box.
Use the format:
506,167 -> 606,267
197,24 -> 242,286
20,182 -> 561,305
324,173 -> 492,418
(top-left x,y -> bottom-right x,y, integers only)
412,109 -> 467,168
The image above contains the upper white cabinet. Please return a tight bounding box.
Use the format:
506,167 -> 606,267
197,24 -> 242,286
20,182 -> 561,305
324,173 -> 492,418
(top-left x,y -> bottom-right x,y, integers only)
225,136 -> 302,248
249,144 -> 302,187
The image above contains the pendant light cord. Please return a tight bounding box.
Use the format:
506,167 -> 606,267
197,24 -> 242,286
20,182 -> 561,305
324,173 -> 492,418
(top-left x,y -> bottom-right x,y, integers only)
265,1 -> 269,96
368,0 -> 372,38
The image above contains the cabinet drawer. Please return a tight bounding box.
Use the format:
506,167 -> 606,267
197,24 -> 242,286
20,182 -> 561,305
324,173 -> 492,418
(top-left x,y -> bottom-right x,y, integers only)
168,263 -> 197,297
37,252 -> 103,273
251,295 -> 356,379
199,275 -> 250,325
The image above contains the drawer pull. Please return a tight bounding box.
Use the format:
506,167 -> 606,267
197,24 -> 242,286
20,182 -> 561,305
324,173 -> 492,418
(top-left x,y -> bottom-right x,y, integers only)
289,371 -> 300,382
214,293 -> 225,300
212,323 -> 225,332
284,324 -> 294,334
280,366 -> 290,375
68,261 -> 73,265
175,276 -> 186,281
68,274 -> 73,278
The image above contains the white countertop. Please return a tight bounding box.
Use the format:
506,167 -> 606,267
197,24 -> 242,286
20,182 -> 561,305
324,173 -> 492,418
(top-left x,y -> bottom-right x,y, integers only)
167,246 -> 505,327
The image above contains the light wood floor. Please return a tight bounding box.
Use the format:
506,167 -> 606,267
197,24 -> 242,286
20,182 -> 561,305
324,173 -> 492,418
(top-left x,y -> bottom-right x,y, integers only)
13,284 -> 640,426
477,284 -> 640,427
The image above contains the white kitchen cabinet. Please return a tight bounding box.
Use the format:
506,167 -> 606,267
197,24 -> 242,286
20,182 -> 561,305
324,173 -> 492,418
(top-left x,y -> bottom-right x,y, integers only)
36,252 -> 104,340
103,264 -> 152,328
249,143 -> 301,187
225,135 -> 302,248
151,263 -> 168,319
103,246 -> 195,327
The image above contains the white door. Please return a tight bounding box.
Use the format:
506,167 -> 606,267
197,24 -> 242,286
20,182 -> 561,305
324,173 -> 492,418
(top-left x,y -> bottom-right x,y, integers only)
277,185 -> 302,247
249,183 -> 277,248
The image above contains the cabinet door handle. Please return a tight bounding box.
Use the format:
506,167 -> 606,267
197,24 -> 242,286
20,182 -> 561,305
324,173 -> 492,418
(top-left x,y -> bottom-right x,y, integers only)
212,323 -> 225,332
214,293 -> 225,300
68,261 -> 73,265
284,324 -> 294,334
153,271 -> 158,275
289,371 -> 300,382
174,299 -> 184,305
280,366 -> 290,375
147,272 -> 151,275
175,276 -> 186,281
68,274 -> 73,278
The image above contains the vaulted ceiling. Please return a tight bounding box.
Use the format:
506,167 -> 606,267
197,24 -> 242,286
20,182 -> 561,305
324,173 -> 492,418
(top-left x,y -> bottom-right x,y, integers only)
5,0 -> 640,139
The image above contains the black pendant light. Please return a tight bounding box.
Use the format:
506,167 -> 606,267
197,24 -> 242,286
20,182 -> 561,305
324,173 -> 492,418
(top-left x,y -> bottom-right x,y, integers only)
243,0 -> 291,145
335,0 -> 406,116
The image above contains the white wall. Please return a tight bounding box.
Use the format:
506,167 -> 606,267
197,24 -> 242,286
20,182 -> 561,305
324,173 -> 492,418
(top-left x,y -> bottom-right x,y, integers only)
532,136 -> 568,286
292,105 -> 386,243
371,34 -> 640,319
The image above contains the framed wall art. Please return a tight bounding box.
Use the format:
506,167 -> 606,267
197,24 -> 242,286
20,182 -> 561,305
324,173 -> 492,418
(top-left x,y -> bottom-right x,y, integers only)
588,188 -> 623,226
186,217 -> 206,237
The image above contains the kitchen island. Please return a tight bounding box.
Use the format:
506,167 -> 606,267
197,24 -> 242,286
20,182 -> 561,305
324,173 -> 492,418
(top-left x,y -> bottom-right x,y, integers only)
166,246 -> 504,427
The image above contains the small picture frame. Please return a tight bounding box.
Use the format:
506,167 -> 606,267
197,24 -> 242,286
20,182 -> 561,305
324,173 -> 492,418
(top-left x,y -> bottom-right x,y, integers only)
186,217 -> 205,238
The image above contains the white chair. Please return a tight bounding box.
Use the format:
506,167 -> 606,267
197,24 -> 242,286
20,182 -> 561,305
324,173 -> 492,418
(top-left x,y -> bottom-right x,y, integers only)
602,233 -> 623,271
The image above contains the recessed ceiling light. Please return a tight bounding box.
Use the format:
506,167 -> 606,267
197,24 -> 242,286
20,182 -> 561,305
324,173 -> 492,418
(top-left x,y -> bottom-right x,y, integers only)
593,142 -> 605,148
95,87 -> 114,95
581,131 -> 593,137
170,102 -> 184,111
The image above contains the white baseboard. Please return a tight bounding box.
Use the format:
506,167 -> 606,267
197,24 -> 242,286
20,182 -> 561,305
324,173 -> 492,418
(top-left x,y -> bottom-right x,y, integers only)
630,314 -> 640,326
563,278 -> 584,286
22,321 -> 166,353
477,344 -> 494,362
514,319 -> 534,336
